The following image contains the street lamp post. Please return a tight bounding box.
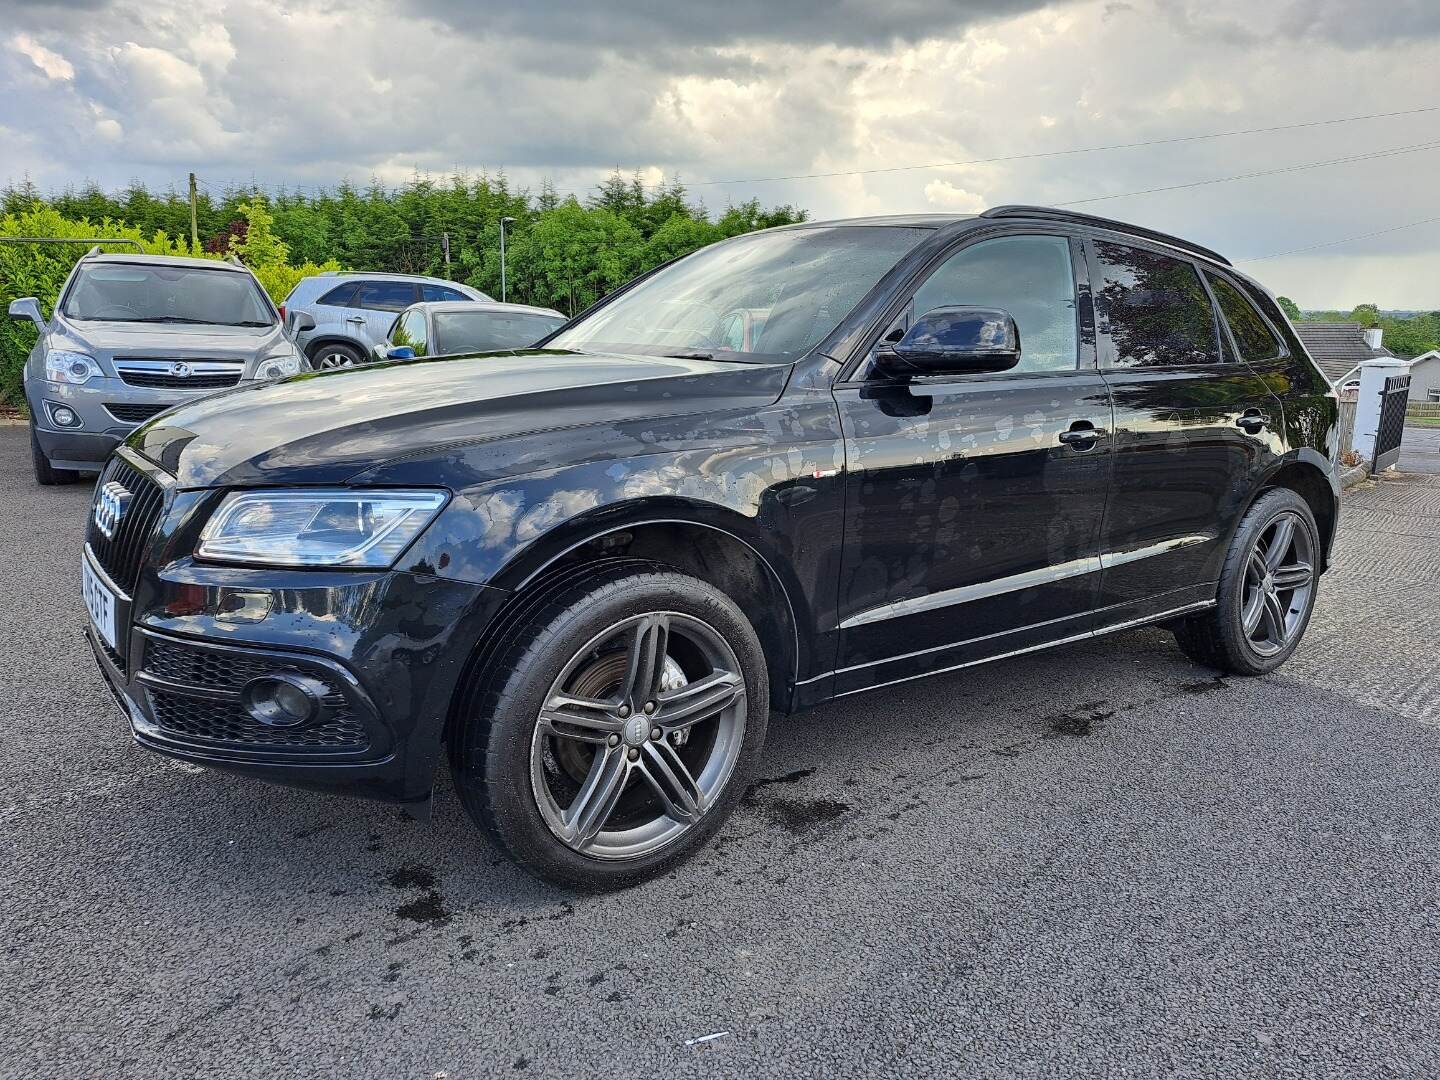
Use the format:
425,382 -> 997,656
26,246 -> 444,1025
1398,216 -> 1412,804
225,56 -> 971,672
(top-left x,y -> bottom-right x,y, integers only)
499,216 -> 516,303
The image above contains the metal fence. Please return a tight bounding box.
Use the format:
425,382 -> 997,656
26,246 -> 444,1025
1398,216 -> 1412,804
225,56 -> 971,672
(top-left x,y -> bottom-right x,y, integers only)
1408,402 -> 1440,419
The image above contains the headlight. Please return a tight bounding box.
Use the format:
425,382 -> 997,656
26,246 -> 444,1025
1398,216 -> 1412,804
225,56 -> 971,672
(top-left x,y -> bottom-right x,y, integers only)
45,350 -> 102,384
258,351 -> 303,380
197,489 -> 448,568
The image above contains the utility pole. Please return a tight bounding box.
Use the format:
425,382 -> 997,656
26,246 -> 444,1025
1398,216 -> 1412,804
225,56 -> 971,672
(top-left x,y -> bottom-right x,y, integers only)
188,173 -> 200,253
499,216 -> 516,303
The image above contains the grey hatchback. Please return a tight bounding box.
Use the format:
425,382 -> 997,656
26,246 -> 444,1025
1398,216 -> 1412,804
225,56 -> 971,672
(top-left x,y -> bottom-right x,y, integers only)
15,252 -> 307,485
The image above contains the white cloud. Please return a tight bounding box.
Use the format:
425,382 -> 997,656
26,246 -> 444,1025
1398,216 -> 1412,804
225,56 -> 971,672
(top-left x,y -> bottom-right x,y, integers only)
0,0 -> 1436,307
924,180 -> 986,212
12,33 -> 74,80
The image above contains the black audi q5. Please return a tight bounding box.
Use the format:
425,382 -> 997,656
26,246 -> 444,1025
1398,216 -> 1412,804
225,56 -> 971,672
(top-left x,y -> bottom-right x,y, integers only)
82,207 -> 1339,889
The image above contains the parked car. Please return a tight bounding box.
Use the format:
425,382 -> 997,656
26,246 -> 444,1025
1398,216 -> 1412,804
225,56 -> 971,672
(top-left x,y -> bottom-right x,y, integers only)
82,207 -> 1339,890
281,271 -> 491,369
377,301 -> 566,361
15,251 -> 307,485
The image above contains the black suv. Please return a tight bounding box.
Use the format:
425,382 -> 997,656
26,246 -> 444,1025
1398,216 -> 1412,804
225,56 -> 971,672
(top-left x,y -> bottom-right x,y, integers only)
83,207 -> 1338,889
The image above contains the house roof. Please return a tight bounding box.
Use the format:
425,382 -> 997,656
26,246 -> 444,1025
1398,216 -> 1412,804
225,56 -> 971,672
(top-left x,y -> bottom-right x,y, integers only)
1293,322 -> 1396,383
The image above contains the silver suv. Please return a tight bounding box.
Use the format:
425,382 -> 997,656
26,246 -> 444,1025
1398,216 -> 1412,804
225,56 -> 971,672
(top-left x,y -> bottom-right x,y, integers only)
15,252 -> 307,486
282,272 -> 491,369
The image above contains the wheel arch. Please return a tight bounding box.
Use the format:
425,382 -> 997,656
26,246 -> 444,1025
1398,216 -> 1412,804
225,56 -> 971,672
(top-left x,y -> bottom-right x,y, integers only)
302,334 -> 366,362
455,500 -> 807,726
1248,449 -> 1340,571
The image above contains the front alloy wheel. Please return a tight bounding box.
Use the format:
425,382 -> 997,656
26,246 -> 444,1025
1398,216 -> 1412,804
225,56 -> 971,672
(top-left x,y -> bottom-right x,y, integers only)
451,563 -> 768,890
530,612 -> 747,859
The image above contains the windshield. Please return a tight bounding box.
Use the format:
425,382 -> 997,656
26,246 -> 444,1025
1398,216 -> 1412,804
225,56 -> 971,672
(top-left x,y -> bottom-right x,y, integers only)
548,226 -> 928,362
434,310 -> 565,354
62,264 -> 275,326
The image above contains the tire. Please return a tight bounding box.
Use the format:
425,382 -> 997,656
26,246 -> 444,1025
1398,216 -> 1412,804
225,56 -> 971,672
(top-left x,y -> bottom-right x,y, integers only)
1172,487 -> 1321,675
30,422 -> 80,486
450,562 -> 769,890
310,342 -> 366,370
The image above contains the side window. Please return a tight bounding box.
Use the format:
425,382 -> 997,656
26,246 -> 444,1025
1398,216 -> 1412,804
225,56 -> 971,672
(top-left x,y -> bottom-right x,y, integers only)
393,310 -> 428,355
1093,242 -> 1219,368
355,281 -> 418,312
909,234 -> 1078,373
316,282 -> 358,307
422,284 -> 466,302
1206,273 -> 1282,362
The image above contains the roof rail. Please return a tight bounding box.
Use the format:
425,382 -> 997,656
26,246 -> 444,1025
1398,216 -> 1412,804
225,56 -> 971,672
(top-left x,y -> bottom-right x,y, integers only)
979,205 -> 1232,267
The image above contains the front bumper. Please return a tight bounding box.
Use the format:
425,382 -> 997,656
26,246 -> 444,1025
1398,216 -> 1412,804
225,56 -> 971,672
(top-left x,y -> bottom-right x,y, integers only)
85,543 -> 508,808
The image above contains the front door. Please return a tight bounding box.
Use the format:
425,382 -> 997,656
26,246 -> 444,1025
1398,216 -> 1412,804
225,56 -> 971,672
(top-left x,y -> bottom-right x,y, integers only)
1087,238 -> 1286,626
832,231 -> 1114,696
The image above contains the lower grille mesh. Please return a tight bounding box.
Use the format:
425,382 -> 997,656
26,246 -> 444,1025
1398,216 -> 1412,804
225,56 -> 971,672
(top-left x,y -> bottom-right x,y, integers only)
147,689 -> 369,750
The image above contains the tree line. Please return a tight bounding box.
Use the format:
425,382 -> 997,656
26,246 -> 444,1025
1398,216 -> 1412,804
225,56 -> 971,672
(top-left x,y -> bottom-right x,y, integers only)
0,171 -> 807,316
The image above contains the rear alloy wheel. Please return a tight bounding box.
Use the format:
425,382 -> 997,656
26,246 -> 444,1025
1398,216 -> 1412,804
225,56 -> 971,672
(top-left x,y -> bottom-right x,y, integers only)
451,564 -> 768,890
312,343 -> 365,370
1172,488 -> 1321,675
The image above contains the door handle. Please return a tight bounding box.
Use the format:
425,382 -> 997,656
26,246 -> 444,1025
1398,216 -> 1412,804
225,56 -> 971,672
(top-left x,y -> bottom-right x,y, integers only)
1236,409 -> 1269,434
1058,422 -> 1105,450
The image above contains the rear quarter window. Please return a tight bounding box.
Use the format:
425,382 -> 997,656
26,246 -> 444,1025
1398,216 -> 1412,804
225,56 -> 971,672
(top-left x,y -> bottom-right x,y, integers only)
1206,272 -> 1283,362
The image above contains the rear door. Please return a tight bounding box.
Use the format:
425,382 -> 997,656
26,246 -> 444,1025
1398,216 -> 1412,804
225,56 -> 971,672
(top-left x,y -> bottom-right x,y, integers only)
353,281 -> 420,347
1088,237 -> 1286,626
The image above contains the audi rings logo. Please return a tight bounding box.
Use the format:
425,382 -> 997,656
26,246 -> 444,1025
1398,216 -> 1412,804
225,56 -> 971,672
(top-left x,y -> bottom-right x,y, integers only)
168,361 -> 192,379
94,481 -> 132,540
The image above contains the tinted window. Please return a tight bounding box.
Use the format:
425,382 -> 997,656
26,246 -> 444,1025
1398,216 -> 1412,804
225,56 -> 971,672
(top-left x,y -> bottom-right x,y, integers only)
1093,242 -> 1218,368
1207,273 -> 1282,362
61,265 -> 273,326
911,234 -> 1078,373
434,311 -> 565,353
354,281 -> 417,312
549,226 -> 928,362
317,282 -> 358,307
422,284 -> 468,302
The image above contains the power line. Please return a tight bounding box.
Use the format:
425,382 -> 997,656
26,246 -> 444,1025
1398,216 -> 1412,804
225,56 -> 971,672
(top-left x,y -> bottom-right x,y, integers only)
691,104 -> 1440,186
1053,137 -> 1440,207
1237,214 -> 1440,262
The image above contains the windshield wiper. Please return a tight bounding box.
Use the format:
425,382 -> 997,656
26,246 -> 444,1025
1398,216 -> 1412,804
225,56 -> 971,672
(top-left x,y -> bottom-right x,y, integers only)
661,351 -> 715,361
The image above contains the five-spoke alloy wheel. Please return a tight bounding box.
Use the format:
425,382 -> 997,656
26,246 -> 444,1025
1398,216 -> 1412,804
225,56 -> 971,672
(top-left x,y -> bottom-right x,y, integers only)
451,563 -> 768,890
530,612 -> 748,860
1173,487 -> 1323,675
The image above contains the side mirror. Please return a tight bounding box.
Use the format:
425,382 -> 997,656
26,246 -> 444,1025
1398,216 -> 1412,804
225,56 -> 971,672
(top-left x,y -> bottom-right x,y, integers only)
9,297 -> 45,330
386,346 -> 417,361
876,306 -> 1020,377
289,311 -> 316,333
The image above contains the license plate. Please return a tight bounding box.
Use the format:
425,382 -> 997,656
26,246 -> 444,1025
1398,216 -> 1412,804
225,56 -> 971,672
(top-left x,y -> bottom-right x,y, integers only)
82,556 -> 120,653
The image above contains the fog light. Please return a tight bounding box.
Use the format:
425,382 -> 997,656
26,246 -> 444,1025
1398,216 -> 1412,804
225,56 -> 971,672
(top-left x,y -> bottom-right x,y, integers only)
47,403 -> 82,428
240,673 -> 330,728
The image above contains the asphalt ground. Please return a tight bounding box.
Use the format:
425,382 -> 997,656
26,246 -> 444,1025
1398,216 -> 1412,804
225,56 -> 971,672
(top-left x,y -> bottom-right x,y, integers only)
3,422 -> 1439,1079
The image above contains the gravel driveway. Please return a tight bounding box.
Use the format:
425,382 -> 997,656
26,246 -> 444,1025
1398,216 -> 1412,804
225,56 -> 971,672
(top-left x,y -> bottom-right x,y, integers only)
3,424 -> 1439,1080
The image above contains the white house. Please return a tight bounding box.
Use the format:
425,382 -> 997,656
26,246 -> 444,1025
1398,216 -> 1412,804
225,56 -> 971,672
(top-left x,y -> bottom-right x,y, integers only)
1407,350 -> 1440,403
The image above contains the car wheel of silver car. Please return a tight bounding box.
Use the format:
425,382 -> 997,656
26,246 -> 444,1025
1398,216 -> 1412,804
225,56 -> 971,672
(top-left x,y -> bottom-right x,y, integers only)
30,421 -> 80,486
313,343 -> 365,370
1172,487 -> 1321,675
450,561 -> 768,890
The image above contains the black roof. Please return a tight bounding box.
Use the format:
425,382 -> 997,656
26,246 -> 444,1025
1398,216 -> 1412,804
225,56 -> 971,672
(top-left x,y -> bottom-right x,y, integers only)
1292,322 -> 1396,382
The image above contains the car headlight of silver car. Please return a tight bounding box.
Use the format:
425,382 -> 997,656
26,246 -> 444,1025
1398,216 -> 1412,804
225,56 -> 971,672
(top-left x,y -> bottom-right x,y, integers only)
257,348 -> 304,380
45,350 -> 102,384
197,489 -> 449,568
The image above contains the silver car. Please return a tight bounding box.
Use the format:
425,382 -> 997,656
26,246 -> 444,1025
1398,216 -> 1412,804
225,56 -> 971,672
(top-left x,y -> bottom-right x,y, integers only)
375,300 -> 566,361
15,252 -> 307,485
281,272 -> 491,369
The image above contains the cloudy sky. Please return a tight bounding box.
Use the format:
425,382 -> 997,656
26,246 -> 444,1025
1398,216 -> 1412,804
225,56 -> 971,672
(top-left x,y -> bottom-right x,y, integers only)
2,0 -> 1437,308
